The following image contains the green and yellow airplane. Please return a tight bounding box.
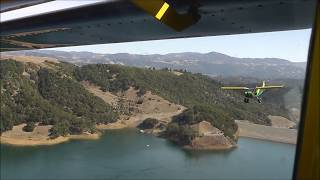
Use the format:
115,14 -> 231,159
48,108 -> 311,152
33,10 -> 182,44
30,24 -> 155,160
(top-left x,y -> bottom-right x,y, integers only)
221,81 -> 284,103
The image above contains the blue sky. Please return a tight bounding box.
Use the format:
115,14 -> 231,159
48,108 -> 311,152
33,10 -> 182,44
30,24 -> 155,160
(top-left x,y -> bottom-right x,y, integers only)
1,1 -> 312,62
51,29 -> 311,62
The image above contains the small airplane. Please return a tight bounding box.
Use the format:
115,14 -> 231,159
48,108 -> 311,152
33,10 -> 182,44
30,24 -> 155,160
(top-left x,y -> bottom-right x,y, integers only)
221,81 -> 284,103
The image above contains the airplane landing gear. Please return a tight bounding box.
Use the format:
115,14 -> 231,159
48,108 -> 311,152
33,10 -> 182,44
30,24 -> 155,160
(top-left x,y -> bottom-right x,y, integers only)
257,97 -> 262,103
244,98 -> 249,103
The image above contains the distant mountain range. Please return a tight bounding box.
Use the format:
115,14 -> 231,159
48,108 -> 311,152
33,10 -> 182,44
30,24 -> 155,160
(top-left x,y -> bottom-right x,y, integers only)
4,50 -> 306,79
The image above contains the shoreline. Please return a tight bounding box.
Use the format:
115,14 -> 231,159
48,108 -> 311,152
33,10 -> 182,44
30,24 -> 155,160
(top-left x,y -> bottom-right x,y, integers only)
238,136 -> 296,145
0,124 -> 100,147
184,144 -> 237,151
1,119 -> 298,147
0,134 -> 100,146
0,133 -> 101,147
236,120 -> 297,144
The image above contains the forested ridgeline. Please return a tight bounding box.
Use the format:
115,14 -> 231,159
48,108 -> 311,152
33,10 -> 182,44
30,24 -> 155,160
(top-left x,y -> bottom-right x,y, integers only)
0,60 -> 117,136
1,60 -> 289,141
75,64 -> 289,140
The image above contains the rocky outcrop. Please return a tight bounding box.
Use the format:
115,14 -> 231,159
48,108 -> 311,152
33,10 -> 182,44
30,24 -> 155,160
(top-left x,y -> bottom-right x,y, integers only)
186,121 -> 237,150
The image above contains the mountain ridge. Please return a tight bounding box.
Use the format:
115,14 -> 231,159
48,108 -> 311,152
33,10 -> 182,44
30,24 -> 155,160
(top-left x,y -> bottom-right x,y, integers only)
1,57 -> 294,148
4,50 -> 306,79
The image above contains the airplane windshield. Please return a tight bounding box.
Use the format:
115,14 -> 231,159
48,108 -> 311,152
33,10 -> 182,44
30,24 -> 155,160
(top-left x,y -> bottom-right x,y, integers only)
0,28 -> 312,180
2,0 -> 319,178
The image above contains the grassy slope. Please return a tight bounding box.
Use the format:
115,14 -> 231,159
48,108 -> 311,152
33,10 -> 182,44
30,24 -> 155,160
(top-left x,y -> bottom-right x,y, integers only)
0,60 -> 117,136
75,64 -> 289,139
1,60 -> 290,140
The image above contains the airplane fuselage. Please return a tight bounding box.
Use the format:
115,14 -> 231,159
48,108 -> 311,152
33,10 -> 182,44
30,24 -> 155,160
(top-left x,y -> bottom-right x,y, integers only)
244,89 -> 264,103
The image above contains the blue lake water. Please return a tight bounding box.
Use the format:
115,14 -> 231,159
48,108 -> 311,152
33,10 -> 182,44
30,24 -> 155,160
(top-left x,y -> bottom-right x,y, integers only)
1,129 -> 296,180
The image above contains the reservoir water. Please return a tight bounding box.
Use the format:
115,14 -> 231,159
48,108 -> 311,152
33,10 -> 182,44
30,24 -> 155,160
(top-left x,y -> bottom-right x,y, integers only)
1,129 -> 296,180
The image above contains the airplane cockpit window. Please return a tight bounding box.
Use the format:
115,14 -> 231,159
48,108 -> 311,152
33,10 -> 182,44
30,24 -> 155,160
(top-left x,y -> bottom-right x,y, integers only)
0,0 -> 317,180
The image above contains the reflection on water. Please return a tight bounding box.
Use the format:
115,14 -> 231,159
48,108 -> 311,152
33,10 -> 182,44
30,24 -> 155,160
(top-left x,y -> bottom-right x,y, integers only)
1,129 -> 295,180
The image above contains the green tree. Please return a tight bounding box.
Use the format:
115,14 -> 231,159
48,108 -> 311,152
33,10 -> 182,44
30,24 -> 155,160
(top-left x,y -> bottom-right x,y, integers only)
138,118 -> 158,129
23,122 -> 36,132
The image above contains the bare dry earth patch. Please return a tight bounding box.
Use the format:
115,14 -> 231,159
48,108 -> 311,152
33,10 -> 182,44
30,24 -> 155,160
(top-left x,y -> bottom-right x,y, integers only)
83,82 -> 239,150
82,82 -> 186,130
268,115 -> 296,128
236,120 -> 297,144
1,55 -> 60,70
0,124 -> 99,146
187,121 -> 236,150
1,55 -> 59,64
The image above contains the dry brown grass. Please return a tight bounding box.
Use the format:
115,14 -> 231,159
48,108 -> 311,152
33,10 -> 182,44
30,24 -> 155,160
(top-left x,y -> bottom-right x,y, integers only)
268,115 -> 296,128
0,124 -> 100,146
188,121 -> 235,150
236,120 -> 297,144
82,83 -> 186,130
1,54 -> 59,64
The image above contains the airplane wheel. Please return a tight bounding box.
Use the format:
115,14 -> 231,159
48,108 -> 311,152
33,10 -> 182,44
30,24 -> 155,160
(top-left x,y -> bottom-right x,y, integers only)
244,98 -> 249,103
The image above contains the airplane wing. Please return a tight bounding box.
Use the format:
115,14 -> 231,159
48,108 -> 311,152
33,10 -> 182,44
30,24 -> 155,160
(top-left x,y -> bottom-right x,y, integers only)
255,85 -> 284,89
0,0 -> 53,13
0,0 -> 317,52
221,87 -> 250,90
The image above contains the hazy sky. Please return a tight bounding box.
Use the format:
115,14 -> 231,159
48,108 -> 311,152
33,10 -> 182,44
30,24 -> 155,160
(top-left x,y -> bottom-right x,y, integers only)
1,1 -> 312,62
51,29 -> 311,62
